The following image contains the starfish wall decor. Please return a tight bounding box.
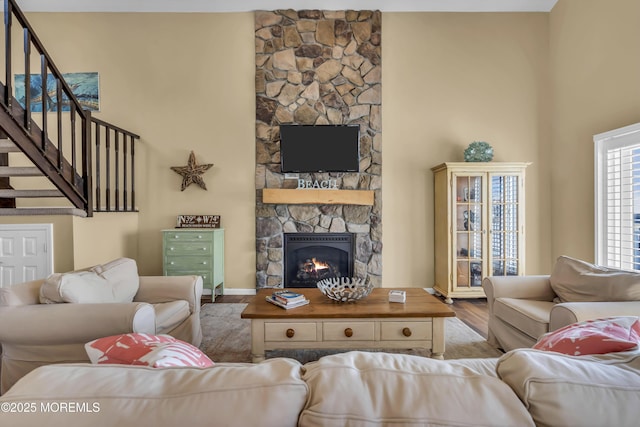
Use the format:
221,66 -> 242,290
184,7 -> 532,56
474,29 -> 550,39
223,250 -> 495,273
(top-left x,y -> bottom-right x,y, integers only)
170,151 -> 213,191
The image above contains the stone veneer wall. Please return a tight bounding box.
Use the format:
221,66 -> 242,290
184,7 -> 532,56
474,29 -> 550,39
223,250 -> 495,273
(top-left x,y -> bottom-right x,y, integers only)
255,10 -> 382,289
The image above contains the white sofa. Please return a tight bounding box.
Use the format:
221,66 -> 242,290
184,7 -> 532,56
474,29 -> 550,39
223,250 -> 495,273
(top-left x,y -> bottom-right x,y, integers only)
483,255 -> 640,351
0,349 -> 639,427
0,258 -> 203,393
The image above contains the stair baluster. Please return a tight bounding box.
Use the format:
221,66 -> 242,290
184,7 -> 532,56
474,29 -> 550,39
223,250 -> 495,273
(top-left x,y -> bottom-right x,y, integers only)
0,0 -> 139,216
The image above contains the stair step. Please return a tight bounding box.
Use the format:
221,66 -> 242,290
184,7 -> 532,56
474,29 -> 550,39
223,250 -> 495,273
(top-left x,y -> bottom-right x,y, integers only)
0,140 -> 21,153
0,189 -> 63,198
0,207 -> 87,217
0,166 -> 43,177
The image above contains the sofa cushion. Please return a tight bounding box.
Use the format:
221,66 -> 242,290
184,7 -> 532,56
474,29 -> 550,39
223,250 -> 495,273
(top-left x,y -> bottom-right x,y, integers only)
0,359 -> 306,427
39,257 -> 139,304
550,255 -> 640,302
494,297 -> 554,340
39,270 -> 103,303
299,351 -> 535,427
153,300 -> 191,333
85,333 -> 213,367
91,257 -> 140,301
534,316 -> 640,355
497,348 -> 640,427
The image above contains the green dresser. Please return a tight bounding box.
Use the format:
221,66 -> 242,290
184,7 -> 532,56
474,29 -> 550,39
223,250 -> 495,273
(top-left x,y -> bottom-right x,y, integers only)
162,228 -> 224,299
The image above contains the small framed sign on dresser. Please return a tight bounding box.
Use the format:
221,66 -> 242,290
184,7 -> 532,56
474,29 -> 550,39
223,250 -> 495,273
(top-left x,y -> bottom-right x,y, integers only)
176,215 -> 221,228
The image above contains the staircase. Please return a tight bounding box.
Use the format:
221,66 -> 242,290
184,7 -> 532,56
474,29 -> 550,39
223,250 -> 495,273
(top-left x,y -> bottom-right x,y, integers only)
0,138 -> 87,216
0,0 -> 139,217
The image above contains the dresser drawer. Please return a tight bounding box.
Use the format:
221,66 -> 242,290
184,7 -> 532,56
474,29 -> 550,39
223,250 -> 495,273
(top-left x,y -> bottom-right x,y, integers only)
164,231 -> 214,242
165,241 -> 213,255
264,322 -> 317,342
380,321 -> 432,341
164,255 -> 212,269
164,268 -> 213,286
323,321 -> 375,341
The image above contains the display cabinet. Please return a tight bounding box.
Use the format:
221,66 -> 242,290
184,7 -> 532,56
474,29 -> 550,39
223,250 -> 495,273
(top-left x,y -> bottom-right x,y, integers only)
162,228 -> 224,299
431,162 -> 529,303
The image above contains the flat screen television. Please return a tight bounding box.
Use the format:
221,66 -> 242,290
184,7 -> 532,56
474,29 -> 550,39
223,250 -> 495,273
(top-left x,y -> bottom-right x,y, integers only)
280,125 -> 360,173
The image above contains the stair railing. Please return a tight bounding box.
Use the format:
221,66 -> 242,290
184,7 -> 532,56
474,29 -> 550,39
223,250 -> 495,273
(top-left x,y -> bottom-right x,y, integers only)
92,118 -> 139,212
1,0 -> 139,215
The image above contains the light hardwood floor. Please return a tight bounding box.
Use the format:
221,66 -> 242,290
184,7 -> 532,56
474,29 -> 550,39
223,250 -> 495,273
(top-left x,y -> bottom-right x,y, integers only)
204,293 -> 490,339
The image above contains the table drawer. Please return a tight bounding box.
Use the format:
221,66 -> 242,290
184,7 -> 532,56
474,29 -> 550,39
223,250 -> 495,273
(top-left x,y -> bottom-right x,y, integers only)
164,231 -> 214,242
380,321 -> 432,341
265,322 -> 317,342
323,321 -> 375,341
165,241 -> 213,255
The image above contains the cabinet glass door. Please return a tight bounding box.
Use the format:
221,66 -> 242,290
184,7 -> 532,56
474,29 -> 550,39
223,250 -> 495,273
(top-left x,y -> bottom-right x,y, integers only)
454,175 -> 484,288
490,174 -> 520,276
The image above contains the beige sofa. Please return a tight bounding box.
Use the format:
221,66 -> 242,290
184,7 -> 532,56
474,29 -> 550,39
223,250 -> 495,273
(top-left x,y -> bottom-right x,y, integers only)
0,349 -> 639,427
483,256 -> 640,351
0,258 -> 203,394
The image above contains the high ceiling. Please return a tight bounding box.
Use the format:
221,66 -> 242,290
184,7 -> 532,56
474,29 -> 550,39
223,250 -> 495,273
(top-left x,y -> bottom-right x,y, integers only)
12,0 -> 558,13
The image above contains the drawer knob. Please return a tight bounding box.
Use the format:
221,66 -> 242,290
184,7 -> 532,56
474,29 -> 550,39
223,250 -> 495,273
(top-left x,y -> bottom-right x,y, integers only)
344,328 -> 353,338
198,235 -> 203,239
170,261 -> 175,265
174,235 -> 179,239
286,328 -> 295,338
202,247 -> 207,250
170,247 -> 174,251
402,327 -> 412,337
202,261 -> 208,265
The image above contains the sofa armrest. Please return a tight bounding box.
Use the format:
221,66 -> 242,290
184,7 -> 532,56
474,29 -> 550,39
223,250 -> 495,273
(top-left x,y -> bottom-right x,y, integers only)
550,301 -> 640,331
135,275 -> 203,314
0,279 -> 44,306
0,303 -> 155,344
482,275 -> 555,312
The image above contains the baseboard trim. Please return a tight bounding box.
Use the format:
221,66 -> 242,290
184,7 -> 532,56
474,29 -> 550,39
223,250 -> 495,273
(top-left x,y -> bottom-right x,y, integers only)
223,288 -> 257,296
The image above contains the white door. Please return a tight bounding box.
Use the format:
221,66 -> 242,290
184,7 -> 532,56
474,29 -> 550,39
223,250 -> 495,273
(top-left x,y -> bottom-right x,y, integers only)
0,224 -> 53,287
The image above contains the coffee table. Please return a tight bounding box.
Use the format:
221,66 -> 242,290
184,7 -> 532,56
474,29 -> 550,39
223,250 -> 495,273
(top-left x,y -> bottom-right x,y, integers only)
240,288 -> 456,362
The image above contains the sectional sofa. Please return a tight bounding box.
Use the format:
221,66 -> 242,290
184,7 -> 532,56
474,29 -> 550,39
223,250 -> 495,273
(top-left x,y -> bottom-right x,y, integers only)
1,349 -> 639,427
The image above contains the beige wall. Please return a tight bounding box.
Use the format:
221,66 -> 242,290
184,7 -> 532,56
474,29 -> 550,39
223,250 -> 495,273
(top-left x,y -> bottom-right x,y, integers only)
72,213 -> 139,270
25,13 -> 257,286
382,12 -> 550,285
549,0 -> 640,263
11,3 -> 636,289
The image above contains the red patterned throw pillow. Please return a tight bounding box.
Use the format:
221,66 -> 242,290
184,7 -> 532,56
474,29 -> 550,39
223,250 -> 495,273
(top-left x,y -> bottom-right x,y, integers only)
85,333 -> 214,368
533,317 -> 640,356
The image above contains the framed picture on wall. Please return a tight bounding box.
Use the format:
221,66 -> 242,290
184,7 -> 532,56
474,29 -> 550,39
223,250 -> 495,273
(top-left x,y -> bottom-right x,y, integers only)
14,71 -> 99,112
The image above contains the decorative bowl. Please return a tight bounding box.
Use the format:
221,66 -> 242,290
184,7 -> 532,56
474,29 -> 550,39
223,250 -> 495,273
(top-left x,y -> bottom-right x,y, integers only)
464,141 -> 494,162
316,277 -> 373,302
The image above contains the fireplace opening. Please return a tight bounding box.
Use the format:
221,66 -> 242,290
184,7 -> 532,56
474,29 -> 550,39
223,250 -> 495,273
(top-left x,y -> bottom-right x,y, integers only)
284,233 -> 354,288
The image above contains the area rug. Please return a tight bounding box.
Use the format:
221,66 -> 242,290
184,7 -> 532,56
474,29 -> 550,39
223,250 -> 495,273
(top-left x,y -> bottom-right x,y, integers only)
199,303 -> 502,363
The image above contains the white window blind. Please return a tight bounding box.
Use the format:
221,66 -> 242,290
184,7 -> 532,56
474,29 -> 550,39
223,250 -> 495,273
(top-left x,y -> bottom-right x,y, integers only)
594,123 -> 640,271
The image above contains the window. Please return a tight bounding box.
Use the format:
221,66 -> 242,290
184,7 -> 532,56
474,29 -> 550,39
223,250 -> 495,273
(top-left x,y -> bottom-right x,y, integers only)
594,122 -> 640,271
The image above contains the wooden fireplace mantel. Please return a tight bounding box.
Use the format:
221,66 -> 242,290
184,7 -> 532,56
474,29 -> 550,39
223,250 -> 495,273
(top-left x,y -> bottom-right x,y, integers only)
262,188 -> 374,206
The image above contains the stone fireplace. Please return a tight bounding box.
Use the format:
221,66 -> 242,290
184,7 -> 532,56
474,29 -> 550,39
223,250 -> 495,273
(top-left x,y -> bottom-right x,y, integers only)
283,232 -> 354,287
255,10 -> 382,289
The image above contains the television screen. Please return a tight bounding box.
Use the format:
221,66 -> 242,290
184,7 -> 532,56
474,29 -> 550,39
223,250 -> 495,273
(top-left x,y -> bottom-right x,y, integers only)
280,125 -> 360,173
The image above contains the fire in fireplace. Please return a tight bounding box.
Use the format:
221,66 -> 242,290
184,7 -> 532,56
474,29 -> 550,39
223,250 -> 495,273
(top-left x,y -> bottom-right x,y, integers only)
283,233 -> 354,288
